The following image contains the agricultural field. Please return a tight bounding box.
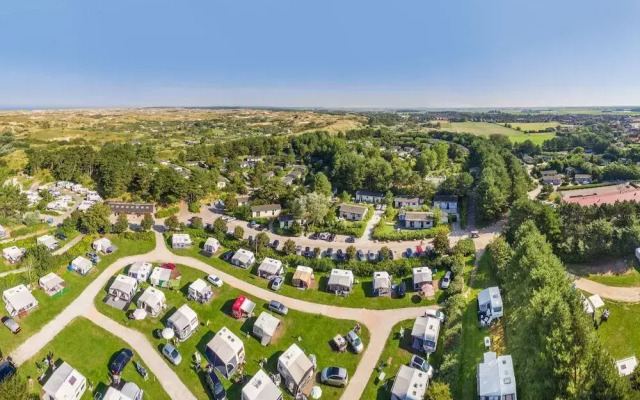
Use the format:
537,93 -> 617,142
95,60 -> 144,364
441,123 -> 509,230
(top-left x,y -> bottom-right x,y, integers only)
507,122 -> 560,131
431,121 -> 556,144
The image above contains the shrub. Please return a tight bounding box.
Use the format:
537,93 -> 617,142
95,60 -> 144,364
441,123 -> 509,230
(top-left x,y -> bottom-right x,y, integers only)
188,202 -> 200,213
372,222 -> 439,241
447,275 -> 465,296
438,353 -> 460,392
453,238 -> 475,257
155,206 -> 179,218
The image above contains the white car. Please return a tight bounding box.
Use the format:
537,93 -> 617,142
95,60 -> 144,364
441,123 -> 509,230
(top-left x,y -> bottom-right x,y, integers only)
441,271 -> 451,289
424,309 -> 445,323
346,330 -> 364,353
207,274 -> 223,287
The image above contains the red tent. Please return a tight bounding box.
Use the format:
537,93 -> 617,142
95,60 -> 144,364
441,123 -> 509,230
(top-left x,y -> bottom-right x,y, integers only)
231,296 -> 247,319
416,246 -> 423,254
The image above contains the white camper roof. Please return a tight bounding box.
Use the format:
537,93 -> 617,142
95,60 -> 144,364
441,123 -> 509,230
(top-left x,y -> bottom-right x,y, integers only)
373,271 -> 391,289
412,267 -> 433,283
110,274 -> 137,294
411,316 -> 441,341
189,278 -> 209,294
478,352 -> 517,397
168,304 -> 198,331
138,286 -> 166,306
39,273 -> 65,291
254,312 -> 280,337
207,326 -> 245,364
42,361 -> 86,400
242,369 -> 282,400
616,356 -> 639,377
258,258 -> 283,275
327,269 -> 354,288
391,365 -> 429,400
232,248 -> 255,264
478,286 -> 503,309
3,284 -> 38,313
278,343 -> 314,385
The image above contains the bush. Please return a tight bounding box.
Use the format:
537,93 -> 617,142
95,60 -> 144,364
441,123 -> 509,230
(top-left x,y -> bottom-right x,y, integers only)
155,206 -> 179,218
188,202 -> 200,213
453,238 -> 475,256
119,231 -> 155,241
438,353 -> 460,392
372,221 -> 439,241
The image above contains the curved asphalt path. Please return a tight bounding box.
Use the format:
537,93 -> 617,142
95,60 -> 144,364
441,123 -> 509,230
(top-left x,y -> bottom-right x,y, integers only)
10,230 -> 439,400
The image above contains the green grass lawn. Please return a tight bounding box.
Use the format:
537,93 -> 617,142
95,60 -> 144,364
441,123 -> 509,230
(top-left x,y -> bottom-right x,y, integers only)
458,252 -> 504,400
94,264 -> 369,400
19,317 -> 171,400
432,121 -> 555,145
507,122 -> 559,131
0,234 -> 155,355
360,319 -> 445,400
568,259 -> 640,287
170,241 -> 446,310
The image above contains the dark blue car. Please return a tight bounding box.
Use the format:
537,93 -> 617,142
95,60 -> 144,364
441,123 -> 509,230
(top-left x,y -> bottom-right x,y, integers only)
0,360 -> 16,383
110,349 -> 133,375
405,248 -> 413,258
206,369 -> 227,400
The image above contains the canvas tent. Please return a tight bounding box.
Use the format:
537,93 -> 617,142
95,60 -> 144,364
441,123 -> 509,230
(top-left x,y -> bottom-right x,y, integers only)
411,316 -> 441,353
203,237 -> 220,254
37,234 -> 60,251
390,365 -> 429,400
167,304 -> 199,341
292,266 -> 313,289
188,279 -> 213,303
326,269 -> 354,294
3,284 -> 39,317
171,234 -> 192,249
2,246 -> 25,263
92,237 -> 114,253
231,295 -> 256,319
206,326 -> 246,379
108,274 -> 138,301
278,343 -> 315,395
412,267 -> 432,290
257,258 -> 284,279
128,262 -> 152,283
42,361 -> 87,400
231,249 -> 256,269
149,265 -> 181,288
39,273 -> 68,297
70,256 -> 93,275
373,271 -> 392,296
253,312 -> 281,346
242,369 -> 283,400
136,287 -> 166,317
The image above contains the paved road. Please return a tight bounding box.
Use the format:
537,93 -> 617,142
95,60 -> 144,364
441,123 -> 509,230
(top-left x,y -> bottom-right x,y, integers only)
0,267 -> 27,279
10,230 -> 436,400
574,278 -> 640,302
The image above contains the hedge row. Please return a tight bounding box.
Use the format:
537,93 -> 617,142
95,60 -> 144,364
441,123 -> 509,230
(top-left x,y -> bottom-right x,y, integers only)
372,219 -> 439,241
155,206 -> 180,218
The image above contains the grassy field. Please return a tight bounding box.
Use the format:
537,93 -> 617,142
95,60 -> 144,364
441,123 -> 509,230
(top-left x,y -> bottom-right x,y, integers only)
458,252 -> 504,400
0,234 -> 155,355
359,319 -> 445,400
94,264 -> 368,400
169,240 -> 454,310
432,121 -> 555,144
507,122 -> 559,131
596,300 -> 640,361
19,317 -> 171,400
568,259 -> 640,287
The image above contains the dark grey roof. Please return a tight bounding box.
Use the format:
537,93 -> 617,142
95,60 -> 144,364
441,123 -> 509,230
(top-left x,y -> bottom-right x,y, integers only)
107,202 -> 155,214
356,190 -> 384,197
339,204 -> 367,214
433,195 -> 458,203
251,204 -> 281,212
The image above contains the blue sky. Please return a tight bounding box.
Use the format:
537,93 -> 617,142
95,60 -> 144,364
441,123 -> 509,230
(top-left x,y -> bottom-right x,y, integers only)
1,0 -> 640,108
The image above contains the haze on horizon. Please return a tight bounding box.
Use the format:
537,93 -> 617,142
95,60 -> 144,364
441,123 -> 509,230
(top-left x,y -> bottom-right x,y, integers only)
1,0 -> 640,109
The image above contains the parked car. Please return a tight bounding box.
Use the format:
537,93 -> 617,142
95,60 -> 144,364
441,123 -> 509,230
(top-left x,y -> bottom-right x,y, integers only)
225,216 -> 236,222
55,232 -> 68,241
296,246 -> 303,256
441,271 -> 451,289
271,239 -> 280,249
325,248 -> 333,258
356,250 -> 365,261
425,309 -> 446,323
328,233 -> 336,242
248,236 -> 254,245
304,246 -> 311,256
405,248 -> 413,258
268,300 -> 289,316
321,367 -> 349,387
205,369 -> 227,400
309,233 -> 318,240
367,250 -> 376,261
2,316 -> 20,334
409,355 -> 434,378
162,344 -> 182,365
396,282 -> 406,298
249,221 -> 257,228
470,230 -> 480,238
207,274 -> 223,287
221,251 -> 234,262
110,349 -> 134,375
336,249 -> 345,261
346,236 -> 355,243
346,330 -> 364,353
271,276 -> 284,291
388,250 -> 395,260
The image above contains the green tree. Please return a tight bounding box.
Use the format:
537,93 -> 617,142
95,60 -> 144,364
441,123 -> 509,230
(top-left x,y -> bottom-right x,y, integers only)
0,373 -> 29,400
255,232 -> 270,250
432,225 -> 450,255
384,190 -> 394,207
346,245 -> 356,260
164,215 -> 180,231
140,213 -> 154,231
0,184 -> 28,218
292,192 -> 331,226
190,216 -> 203,230
426,381 -> 453,400
379,246 -> 392,260
312,172 -> 332,197
112,213 -> 129,234
283,239 -> 296,254
233,226 -> 244,239
213,218 -> 227,235
80,203 -> 112,234
25,244 -> 54,277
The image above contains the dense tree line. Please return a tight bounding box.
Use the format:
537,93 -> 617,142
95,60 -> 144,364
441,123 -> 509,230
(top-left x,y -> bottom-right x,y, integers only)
491,222 -> 630,399
507,199 -> 640,263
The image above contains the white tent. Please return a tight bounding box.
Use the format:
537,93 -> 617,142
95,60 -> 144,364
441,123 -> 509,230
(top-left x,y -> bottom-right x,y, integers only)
253,312 -> 281,346
128,262 -> 152,283
93,237 -> 113,253
71,256 -> 94,275
136,287 -> 166,317
3,284 -> 39,317
242,369 -> 282,400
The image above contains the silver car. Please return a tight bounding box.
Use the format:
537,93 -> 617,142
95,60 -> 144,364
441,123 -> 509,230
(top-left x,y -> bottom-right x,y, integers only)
321,366 -> 349,387
162,344 -> 182,365
346,330 -> 364,353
